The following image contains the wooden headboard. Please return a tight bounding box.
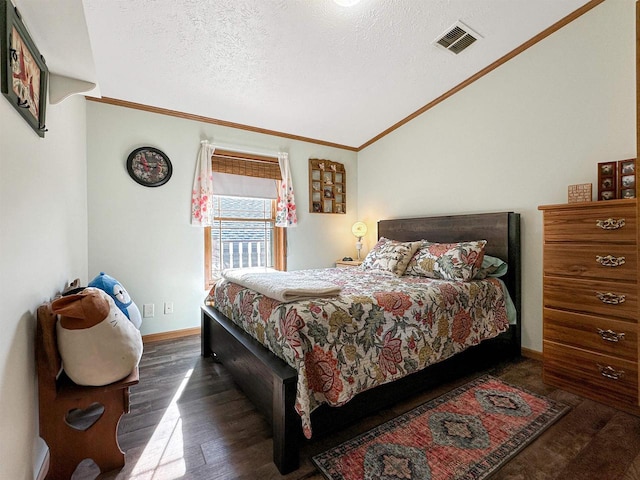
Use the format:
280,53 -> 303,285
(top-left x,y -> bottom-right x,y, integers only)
378,212 -> 521,346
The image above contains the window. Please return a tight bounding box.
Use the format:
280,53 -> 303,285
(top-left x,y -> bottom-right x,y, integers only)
204,150 -> 286,288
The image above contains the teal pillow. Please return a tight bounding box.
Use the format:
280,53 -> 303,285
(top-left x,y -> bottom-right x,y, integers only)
474,255 -> 508,279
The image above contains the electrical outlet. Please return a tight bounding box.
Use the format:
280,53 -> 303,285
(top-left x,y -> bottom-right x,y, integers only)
164,302 -> 174,314
143,303 -> 154,318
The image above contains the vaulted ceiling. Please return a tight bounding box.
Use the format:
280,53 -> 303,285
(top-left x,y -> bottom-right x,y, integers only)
16,0 -> 597,149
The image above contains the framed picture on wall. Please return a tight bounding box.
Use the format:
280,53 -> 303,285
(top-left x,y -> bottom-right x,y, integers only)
0,0 -> 48,137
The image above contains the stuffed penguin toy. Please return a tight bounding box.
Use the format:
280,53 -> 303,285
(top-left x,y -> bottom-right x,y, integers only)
52,287 -> 143,386
88,272 -> 142,329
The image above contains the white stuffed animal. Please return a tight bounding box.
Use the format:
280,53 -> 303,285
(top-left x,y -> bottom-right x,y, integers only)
51,287 -> 143,386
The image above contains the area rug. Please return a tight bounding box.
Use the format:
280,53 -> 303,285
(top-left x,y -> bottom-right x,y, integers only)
312,375 -> 570,480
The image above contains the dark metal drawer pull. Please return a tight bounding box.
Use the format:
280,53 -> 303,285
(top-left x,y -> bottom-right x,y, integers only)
595,292 -> 626,304
596,328 -> 625,343
596,218 -> 625,230
596,364 -> 625,380
595,255 -> 626,267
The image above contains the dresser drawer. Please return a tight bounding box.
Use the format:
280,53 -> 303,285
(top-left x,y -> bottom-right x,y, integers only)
544,341 -> 638,409
544,308 -> 637,361
543,277 -> 637,321
542,203 -> 636,243
543,244 -> 637,282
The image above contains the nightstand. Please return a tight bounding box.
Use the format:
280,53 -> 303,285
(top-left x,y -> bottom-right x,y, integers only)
335,260 -> 363,268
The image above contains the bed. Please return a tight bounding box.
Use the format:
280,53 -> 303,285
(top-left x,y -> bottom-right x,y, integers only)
201,211 -> 521,474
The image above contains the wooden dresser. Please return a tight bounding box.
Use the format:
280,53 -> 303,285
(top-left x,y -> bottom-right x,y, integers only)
539,199 -> 639,414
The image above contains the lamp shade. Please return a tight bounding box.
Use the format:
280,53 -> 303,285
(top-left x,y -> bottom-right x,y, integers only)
351,221 -> 368,238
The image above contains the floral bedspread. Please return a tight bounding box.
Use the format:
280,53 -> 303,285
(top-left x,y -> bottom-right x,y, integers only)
210,267 -> 510,438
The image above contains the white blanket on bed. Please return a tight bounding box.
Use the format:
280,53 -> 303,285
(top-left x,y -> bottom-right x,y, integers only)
221,268 -> 341,302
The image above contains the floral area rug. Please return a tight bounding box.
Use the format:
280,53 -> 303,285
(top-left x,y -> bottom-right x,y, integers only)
312,375 -> 570,480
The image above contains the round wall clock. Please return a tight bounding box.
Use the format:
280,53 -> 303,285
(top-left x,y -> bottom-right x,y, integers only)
126,147 -> 173,187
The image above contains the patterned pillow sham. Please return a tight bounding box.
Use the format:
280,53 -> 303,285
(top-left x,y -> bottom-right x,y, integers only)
405,240 -> 487,281
361,237 -> 422,276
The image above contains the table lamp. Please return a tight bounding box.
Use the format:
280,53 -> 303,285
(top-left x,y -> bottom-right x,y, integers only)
351,221 -> 368,260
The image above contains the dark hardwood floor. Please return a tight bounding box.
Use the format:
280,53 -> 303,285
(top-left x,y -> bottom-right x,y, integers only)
72,335 -> 640,480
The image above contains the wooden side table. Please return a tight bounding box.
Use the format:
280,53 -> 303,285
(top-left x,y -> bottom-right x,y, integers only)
335,259 -> 363,268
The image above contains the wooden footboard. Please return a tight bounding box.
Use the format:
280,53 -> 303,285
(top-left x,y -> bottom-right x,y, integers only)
201,305 -> 300,473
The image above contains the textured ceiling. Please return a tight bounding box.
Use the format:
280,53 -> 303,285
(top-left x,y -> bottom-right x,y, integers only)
18,0 -> 593,148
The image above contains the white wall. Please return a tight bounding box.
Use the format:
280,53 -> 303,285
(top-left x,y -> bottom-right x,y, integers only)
0,96 -> 88,479
86,102 -> 358,336
357,0 -> 636,353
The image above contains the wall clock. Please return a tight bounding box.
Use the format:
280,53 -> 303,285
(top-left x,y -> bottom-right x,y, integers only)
126,147 -> 173,187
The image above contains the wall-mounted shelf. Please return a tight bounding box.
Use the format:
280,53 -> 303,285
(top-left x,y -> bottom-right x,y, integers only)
309,159 -> 346,214
49,73 -> 96,104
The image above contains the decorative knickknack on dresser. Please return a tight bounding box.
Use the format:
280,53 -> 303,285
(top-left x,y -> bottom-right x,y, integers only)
539,199 -> 639,414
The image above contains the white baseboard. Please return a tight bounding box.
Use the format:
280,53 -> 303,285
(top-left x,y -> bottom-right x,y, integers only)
35,449 -> 49,480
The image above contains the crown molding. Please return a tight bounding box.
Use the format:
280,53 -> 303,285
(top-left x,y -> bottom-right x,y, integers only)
86,97 -> 358,152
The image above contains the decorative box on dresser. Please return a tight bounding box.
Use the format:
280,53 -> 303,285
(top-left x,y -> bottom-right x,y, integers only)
539,199 -> 639,414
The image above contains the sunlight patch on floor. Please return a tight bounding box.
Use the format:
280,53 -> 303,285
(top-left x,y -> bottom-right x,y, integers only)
128,368 -> 193,480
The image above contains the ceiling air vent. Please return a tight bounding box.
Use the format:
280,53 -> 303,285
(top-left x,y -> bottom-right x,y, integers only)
433,21 -> 482,55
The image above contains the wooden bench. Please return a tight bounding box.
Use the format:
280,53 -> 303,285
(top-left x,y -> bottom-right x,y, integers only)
36,302 -> 139,480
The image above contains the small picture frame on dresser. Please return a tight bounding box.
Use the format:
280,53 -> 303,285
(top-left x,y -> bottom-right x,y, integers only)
597,161 -> 617,201
618,159 -> 636,199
